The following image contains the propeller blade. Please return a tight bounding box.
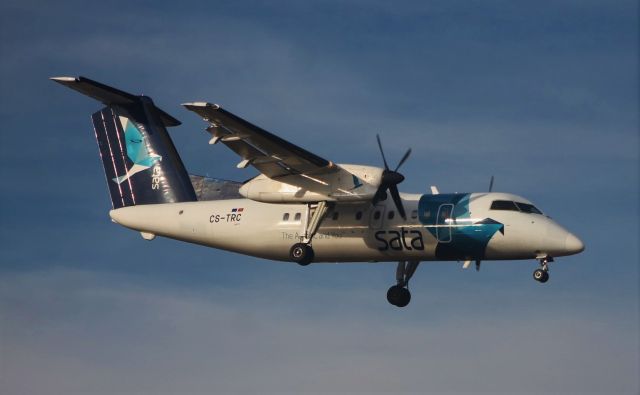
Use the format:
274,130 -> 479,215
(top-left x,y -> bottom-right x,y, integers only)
489,175 -> 494,192
394,148 -> 412,172
372,135 -> 410,215
376,134 -> 390,170
372,189 -> 387,206
389,185 -> 406,220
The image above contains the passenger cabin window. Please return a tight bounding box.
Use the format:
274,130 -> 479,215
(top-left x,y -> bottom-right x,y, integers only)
294,213 -> 301,221
355,211 -> 363,220
388,211 -> 395,220
332,212 -> 339,220
515,202 -> 542,214
490,200 -> 519,211
373,211 -> 381,220
411,210 -> 418,219
282,213 -> 290,221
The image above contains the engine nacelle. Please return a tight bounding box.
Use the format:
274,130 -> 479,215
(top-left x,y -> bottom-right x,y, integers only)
238,164 -> 383,203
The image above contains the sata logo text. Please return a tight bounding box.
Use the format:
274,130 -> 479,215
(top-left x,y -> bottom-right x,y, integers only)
375,228 -> 424,251
151,166 -> 162,190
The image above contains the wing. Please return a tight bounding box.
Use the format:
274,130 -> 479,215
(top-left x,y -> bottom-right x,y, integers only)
182,102 -> 382,202
182,102 -> 339,179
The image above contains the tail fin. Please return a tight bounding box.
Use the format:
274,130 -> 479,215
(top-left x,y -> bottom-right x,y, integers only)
52,76 -> 196,208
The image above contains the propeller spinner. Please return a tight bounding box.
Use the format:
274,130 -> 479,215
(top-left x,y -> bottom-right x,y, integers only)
372,134 -> 411,219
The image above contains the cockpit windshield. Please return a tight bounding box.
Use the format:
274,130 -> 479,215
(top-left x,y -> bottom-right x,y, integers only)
490,200 -> 542,214
490,200 -> 519,211
514,202 -> 542,214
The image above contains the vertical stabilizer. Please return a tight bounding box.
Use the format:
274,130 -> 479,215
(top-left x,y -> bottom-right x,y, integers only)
53,76 -> 196,208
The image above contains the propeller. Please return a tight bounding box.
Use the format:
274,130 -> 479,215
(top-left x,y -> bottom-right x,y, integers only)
372,134 -> 411,219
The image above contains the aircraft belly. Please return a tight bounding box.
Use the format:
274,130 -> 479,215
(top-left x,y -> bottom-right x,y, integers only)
211,223 -> 439,263
305,225 -> 436,262
218,227 -> 434,262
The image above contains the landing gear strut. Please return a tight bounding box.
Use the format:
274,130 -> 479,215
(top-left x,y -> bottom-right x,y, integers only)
387,261 -> 420,307
290,201 -> 329,266
533,256 -> 553,283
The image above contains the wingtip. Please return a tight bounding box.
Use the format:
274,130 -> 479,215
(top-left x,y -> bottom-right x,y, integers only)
181,102 -> 220,109
50,76 -> 78,82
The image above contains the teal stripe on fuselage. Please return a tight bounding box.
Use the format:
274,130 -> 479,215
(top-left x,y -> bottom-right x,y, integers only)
418,193 -> 502,260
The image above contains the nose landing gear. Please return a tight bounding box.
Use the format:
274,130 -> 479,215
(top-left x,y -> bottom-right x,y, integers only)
533,268 -> 549,283
533,256 -> 553,283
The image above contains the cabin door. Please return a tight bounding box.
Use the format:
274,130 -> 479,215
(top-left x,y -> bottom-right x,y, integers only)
436,204 -> 453,242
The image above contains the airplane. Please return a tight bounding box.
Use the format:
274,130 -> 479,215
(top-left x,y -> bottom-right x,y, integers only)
52,76 -> 585,307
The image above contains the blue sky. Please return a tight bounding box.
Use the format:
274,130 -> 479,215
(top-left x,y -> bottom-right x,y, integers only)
0,1 -> 638,394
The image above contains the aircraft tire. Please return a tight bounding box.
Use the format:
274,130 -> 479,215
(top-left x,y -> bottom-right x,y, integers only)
387,285 -> 411,307
533,268 -> 549,283
290,243 -> 314,266
540,271 -> 549,283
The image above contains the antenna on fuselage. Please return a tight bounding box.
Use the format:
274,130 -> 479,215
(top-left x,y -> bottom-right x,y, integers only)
462,259 -> 482,271
489,175 -> 495,192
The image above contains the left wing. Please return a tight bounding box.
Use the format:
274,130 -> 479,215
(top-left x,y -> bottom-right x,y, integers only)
182,102 -> 337,178
182,102 -> 381,202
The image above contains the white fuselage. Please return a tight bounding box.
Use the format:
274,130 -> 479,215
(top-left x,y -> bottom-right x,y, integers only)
109,192 -> 583,263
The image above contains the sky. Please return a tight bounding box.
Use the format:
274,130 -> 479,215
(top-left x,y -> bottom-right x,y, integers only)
0,1 -> 638,394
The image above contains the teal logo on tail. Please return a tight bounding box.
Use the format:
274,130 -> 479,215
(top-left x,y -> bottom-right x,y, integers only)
113,116 -> 162,184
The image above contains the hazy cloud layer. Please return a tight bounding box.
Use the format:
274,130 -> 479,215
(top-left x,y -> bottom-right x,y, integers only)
1,268 -> 638,395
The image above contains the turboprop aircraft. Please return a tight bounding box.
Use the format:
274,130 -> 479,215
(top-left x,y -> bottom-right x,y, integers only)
52,76 -> 585,307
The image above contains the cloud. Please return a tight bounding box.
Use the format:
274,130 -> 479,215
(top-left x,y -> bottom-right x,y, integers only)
1,268 -> 637,395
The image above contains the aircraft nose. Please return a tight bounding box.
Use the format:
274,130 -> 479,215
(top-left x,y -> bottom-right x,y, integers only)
564,232 -> 585,254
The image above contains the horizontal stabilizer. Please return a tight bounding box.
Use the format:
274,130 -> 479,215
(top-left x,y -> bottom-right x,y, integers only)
50,76 -> 181,127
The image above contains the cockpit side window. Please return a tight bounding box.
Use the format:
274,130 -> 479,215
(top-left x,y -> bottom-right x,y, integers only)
490,200 -> 519,211
515,202 -> 542,214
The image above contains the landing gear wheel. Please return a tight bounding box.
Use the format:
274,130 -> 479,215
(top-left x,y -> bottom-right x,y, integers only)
386,285 -> 411,307
533,268 -> 549,283
290,243 -> 314,266
540,271 -> 549,283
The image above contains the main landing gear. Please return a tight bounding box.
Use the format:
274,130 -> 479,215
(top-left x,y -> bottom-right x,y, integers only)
533,256 -> 553,283
387,261 -> 420,307
290,243 -> 314,266
289,201 -> 329,266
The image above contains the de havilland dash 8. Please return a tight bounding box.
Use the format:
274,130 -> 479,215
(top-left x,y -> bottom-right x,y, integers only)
52,76 -> 585,307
